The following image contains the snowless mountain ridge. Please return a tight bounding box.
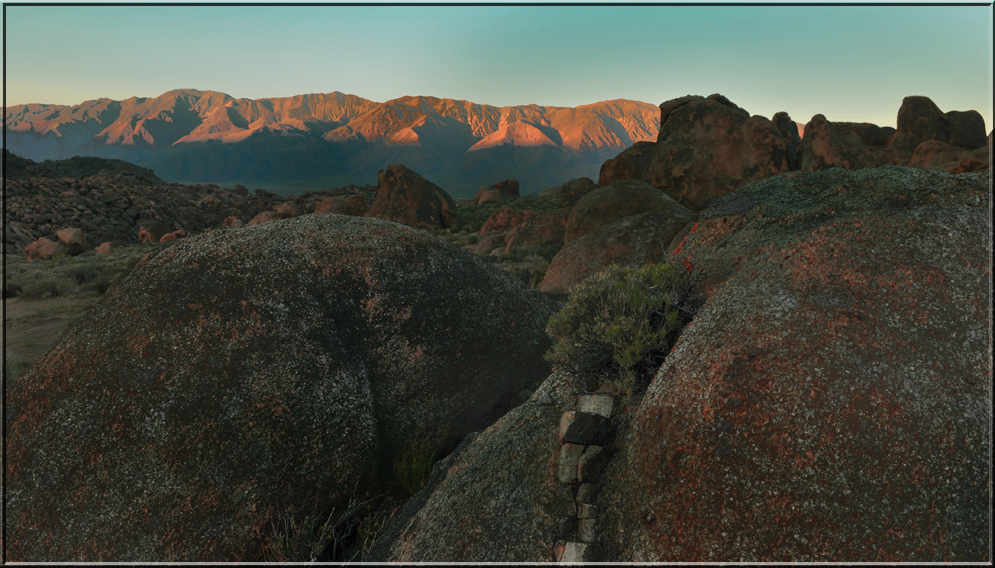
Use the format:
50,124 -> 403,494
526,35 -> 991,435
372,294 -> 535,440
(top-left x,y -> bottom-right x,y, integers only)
4,88 -> 662,152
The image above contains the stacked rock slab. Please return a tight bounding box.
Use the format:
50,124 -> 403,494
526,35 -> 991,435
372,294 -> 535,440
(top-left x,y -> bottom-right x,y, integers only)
553,393 -> 617,563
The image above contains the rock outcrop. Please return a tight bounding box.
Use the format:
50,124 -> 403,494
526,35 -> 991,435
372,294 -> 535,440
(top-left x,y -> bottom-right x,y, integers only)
371,166 -> 991,563
314,194 -> 369,216
5,214 -> 559,561
475,179 -> 521,205
365,164 -> 457,229
479,208 -> 535,234
597,94 -> 988,214
598,95 -> 800,210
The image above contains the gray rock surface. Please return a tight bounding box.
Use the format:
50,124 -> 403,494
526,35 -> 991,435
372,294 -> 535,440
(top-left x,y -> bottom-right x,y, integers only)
5,214 -> 558,561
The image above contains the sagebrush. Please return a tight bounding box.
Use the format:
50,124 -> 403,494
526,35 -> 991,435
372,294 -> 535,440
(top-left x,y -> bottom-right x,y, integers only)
544,262 -> 703,394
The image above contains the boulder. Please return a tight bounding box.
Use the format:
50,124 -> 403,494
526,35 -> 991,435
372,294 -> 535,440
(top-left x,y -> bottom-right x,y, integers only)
247,210 -> 291,225
946,111 -> 987,150
55,227 -> 87,255
5,214 -> 558,561
138,221 -> 170,243
479,209 -> 535,234
474,179 -> 520,205
272,202 -> 302,218
365,164 -> 457,229
222,216 -> 244,227
95,242 -> 114,254
314,195 -> 368,217
159,230 -> 186,243
565,179 -> 687,243
541,210 -> 696,294
890,96 -> 987,152
889,96 -> 948,152
798,115 -> 900,172
951,143 -> 990,174
597,141 -> 656,189
24,237 -> 69,262
503,208 -> 571,254
598,94 -> 799,210
908,140 -> 971,171
598,166 -> 990,562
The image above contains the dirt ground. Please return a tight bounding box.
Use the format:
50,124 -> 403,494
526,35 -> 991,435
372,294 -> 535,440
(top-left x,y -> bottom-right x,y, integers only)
3,295 -> 100,382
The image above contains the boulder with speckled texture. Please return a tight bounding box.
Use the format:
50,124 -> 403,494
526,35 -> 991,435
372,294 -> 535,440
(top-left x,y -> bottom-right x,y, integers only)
366,164 -> 457,229
598,166 -> 991,562
5,214 -> 558,562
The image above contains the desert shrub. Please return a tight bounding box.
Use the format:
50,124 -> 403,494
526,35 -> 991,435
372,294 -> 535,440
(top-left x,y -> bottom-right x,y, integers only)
4,281 -> 23,298
393,442 -> 436,497
545,262 -> 703,394
65,264 -> 101,286
19,279 -> 67,300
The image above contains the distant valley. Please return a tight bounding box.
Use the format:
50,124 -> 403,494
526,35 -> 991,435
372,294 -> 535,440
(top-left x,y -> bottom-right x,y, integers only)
4,89 -> 662,197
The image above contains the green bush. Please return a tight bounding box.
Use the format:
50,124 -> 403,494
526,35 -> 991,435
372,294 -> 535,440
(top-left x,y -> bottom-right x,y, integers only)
544,263 -> 703,394
19,279 -> 67,300
65,264 -> 101,286
4,281 -> 23,298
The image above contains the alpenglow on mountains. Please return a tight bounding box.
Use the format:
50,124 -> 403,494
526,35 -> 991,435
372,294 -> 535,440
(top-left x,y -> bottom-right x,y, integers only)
4,89 -> 660,197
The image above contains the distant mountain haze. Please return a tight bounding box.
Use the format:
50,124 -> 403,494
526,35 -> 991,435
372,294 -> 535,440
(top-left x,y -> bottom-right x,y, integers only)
4,89 -> 664,197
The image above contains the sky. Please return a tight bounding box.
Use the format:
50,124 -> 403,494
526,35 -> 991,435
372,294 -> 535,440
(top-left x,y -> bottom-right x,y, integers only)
3,4 -> 993,129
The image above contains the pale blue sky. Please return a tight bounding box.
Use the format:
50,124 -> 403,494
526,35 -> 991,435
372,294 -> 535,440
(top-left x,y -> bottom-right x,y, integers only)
4,4 -> 993,128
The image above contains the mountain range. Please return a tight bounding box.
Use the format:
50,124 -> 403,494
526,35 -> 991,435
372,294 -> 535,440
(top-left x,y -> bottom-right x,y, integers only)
4,89 -> 664,197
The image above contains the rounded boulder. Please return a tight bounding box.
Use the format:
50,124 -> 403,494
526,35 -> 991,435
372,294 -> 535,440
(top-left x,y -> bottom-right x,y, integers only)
5,214 -> 558,561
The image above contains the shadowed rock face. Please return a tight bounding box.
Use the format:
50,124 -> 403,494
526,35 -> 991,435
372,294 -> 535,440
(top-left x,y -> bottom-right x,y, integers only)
542,210 -> 696,294
367,370 -> 589,562
565,179 -> 687,243
365,164 -> 457,229
600,166 -> 991,562
4,214 -> 558,562
370,167 -> 991,563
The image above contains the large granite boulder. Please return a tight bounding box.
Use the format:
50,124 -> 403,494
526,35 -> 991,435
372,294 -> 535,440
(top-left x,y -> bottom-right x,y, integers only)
798,115 -> 902,172
370,166 -> 991,563
599,166 -> 990,562
541,210 -> 696,294
889,96 -> 986,152
564,179 -> 686,243
55,227 -> 88,255
24,236 -> 69,262
598,94 -> 800,210
365,164 -> 457,229
479,208 -> 535,234
503,208 -> 571,254
314,194 -> 369,216
5,214 -> 558,561
474,179 -> 521,205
